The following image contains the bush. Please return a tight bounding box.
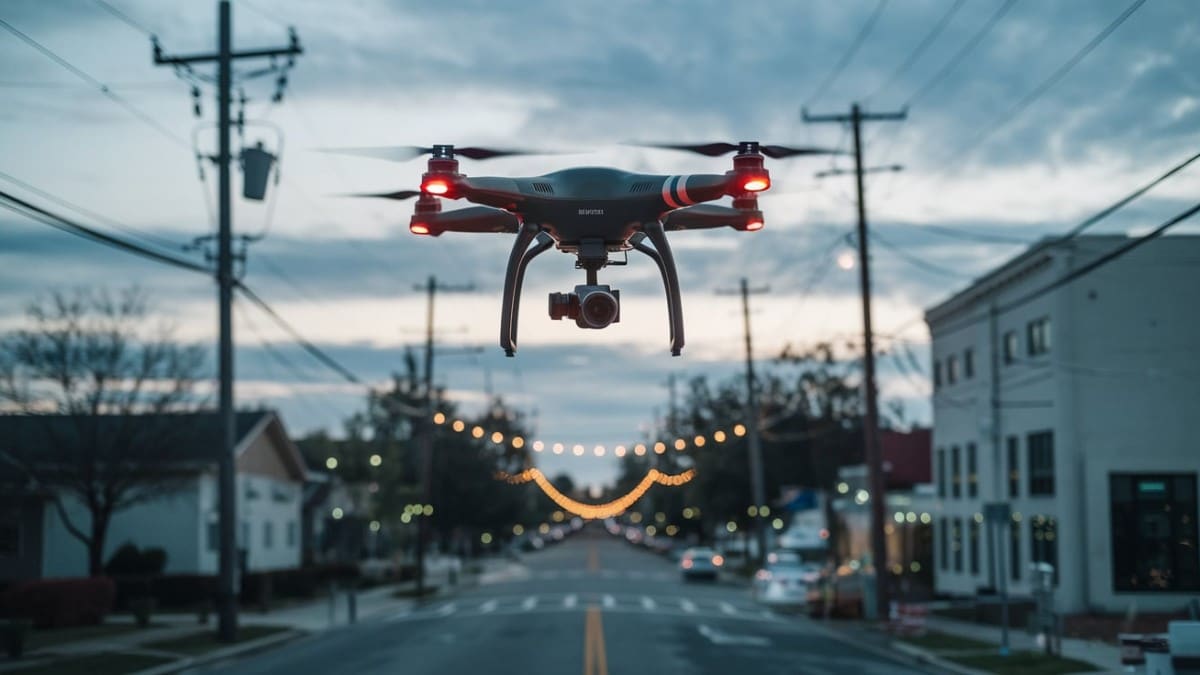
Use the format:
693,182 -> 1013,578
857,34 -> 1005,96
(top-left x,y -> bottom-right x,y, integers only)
0,578 -> 115,628
149,575 -> 217,609
104,543 -> 168,577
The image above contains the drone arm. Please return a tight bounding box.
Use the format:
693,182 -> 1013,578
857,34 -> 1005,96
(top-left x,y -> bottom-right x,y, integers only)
662,203 -> 763,232
510,232 -> 555,349
500,223 -> 541,356
410,206 -> 520,236
637,222 -> 685,356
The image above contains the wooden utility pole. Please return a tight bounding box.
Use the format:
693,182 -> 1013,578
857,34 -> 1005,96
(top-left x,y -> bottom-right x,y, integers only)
803,102 -> 906,620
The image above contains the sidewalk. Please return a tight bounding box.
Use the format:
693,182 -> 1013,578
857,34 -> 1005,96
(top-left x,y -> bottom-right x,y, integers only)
923,614 -> 1122,673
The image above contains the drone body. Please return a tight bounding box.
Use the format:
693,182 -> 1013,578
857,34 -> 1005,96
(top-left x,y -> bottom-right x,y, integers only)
340,142 -> 833,356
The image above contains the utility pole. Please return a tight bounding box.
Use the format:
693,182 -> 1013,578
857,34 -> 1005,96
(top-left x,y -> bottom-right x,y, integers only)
803,102 -> 906,620
153,1 -> 300,642
414,275 -> 474,597
717,278 -> 770,566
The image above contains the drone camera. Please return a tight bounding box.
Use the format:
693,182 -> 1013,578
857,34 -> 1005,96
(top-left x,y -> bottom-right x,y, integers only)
549,285 -> 620,329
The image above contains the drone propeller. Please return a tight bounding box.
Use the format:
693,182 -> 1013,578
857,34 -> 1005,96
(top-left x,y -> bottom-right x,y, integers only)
635,142 -> 842,158
320,145 -> 550,162
337,189 -> 422,201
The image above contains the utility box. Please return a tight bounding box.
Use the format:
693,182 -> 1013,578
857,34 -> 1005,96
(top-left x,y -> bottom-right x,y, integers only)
241,142 -> 276,201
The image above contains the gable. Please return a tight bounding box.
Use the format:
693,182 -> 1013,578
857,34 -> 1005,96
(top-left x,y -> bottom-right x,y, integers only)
235,418 -> 305,483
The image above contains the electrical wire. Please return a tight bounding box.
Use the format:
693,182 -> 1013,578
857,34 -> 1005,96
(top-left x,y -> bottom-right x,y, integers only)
906,0 -> 1019,106
872,229 -> 976,280
805,0 -> 890,107
940,0 -> 1147,170
866,0 -> 966,102
92,0 -> 156,37
0,17 -> 189,151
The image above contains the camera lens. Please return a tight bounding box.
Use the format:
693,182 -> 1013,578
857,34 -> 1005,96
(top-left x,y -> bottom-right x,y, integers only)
580,291 -> 619,328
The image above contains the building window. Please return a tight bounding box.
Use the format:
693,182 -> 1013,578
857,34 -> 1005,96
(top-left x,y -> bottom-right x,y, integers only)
933,360 -> 942,389
947,355 -> 959,385
206,520 -> 219,552
1003,331 -> 1018,365
1030,515 -> 1058,586
1027,317 -> 1051,356
287,521 -> 297,548
1110,474 -> 1200,592
953,518 -> 963,572
1027,431 -> 1055,496
964,349 -> 974,379
263,521 -> 274,549
1010,517 -> 1022,581
969,517 -> 980,575
1007,436 -> 1020,498
967,443 -> 978,498
940,518 -> 949,571
0,521 -> 20,557
951,446 -> 962,498
937,449 -> 947,499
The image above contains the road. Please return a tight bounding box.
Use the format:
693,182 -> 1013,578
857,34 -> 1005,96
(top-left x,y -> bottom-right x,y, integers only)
199,528 -> 934,675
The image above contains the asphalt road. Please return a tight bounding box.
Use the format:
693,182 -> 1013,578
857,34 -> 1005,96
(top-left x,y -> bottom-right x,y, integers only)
199,528 -> 934,675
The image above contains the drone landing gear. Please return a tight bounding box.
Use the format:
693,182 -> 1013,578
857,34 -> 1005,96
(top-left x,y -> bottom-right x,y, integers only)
500,224 -> 554,356
632,221 -> 685,356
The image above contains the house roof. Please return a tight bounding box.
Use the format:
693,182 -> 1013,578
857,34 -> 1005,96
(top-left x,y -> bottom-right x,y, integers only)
0,409 -> 308,482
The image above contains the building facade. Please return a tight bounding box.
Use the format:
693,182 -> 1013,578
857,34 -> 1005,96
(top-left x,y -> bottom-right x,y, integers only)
925,235 -> 1200,613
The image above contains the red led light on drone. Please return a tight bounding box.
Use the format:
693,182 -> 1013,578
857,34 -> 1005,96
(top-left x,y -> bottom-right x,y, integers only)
422,179 -> 450,195
741,177 -> 770,192
746,219 -> 765,231
410,223 -> 431,235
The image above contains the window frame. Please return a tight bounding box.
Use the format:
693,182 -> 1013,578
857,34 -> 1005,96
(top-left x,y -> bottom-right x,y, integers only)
1110,473 -> 1200,592
969,517 -> 980,575
1027,431 -> 1055,496
967,443 -> 978,498
964,348 -> 974,379
1027,316 -> 1052,356
1003,331 -> 1018,365
1007,436 -> 1020,498
947,355 -> 959,385
951,445 -> 962,498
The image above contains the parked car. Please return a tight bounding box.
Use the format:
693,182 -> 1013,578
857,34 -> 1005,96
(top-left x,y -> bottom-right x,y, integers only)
679,547 -> 724,581
752,553 -> 820,609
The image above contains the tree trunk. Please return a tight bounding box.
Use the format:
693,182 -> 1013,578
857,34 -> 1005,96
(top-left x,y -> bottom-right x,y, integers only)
88,511 -> 111,577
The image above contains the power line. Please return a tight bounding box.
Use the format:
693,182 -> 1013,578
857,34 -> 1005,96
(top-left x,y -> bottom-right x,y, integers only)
906,0 -> 1019,106
805,0 -> 889,107
941,0 -> 1147,169
891,222 -> 1031,245
92,0 -> 156,37
0,17 -> 188,150
867,0 -> 965,102
0,188 -> 210,275
872,229 -> 975,280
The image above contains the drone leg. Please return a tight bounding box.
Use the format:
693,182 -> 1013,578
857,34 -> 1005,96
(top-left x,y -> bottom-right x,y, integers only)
630,234 -> 674,349
500,223 -> 539,357
511,232 -> 555,349
640,221 -> 685,356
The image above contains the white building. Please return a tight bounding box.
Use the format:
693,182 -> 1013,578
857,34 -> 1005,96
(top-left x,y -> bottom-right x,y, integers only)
0,410 -> 308,581
925,234 -> 1200,614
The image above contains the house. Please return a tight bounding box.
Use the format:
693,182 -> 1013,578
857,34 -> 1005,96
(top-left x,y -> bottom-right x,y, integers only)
925,234 -> 1200,613
0,410 -> 308,582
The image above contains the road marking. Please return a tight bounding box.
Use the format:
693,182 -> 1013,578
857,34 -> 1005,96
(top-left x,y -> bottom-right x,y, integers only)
434,602 -> 456,617
602,594 -> 615,609
587,543 -> 599,572
718,602 -> 738,616
641,596 -> 656,611
564,594 -> 577,609
697,624 -> 771,647
521,596 -> 538,611
680,599 -> 697,613
584,606 -> 610,675
385,609 -> 411,622
479,599 -> 497,614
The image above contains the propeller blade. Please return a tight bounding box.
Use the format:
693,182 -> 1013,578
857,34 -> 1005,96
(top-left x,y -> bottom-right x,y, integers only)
319,146 -> 432,162
759,145 -> 843,158
338,190 -> 422,200
453,147 -> 545,160
633,142 -> 739,157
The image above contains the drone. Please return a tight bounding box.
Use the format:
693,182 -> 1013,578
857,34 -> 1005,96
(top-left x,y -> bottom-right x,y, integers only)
337,142 -> 837,357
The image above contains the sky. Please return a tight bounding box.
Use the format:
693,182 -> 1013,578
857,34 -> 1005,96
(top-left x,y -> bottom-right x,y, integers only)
2,0 -> 1198,489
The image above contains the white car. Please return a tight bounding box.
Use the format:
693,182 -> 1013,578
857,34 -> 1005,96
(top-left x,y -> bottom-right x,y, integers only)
680,546 -> 724,581
752,556 -> 817,609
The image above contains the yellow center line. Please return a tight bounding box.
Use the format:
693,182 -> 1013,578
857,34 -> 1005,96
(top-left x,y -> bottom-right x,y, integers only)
587,543 -> 600,572
583,605 -> 610,675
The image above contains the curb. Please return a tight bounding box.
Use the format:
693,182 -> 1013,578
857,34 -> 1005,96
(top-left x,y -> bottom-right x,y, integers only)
891,640 -> 991,675
792,618 -> 964,674
127,628 -> 306,675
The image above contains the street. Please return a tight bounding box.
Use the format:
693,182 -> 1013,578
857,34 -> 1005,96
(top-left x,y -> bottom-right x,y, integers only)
196,529 -> 934,675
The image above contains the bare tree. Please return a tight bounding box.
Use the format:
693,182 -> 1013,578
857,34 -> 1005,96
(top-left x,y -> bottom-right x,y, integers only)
0,287 -> 206,576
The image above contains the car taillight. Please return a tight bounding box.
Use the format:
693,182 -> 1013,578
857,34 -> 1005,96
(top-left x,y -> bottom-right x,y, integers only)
682,558 -> 694,569
756,570 -> 771,581
712,555 -> 724,566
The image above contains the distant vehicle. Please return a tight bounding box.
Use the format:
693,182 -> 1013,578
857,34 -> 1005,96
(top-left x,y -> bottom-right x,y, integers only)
680,546 -> 724,581
752,553 -> 817,609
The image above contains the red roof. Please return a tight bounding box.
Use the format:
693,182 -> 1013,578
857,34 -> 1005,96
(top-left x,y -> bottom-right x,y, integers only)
880,428 -> 931,488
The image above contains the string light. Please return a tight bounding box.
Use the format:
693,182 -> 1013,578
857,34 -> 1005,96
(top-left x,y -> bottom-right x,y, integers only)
472,426 -> 485,439
491,431 -> 504,444
533,440 -> 544,452
733,424 -> 747,437
593,445 -> 605,457
673,438 -> 686,451
713,430 -> 727,443
634,444 -> 646,456
572,444 -> 585,456
693,435 -> 706,447
496,467 -> 696,520
512,436 -> 525,449
614,445 -> 626,457
654,441 -> 666,454
433,412 -> 446,425
553,443 -> 564,455
452,420 -> 465,432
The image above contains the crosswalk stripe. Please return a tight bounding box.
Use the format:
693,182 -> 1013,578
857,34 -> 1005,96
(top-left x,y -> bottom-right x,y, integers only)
479,600 -> 497,613
521,596 -> 538,611
641,596 -> 656,611
602,594 -> 615,609
718,602 -> 737,616
564,594 -> 577,609
434,602 -> 456,617
680,599 -> 697,613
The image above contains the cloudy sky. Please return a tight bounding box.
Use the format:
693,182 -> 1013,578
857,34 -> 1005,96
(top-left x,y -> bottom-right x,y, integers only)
2,0 -> 1198,488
